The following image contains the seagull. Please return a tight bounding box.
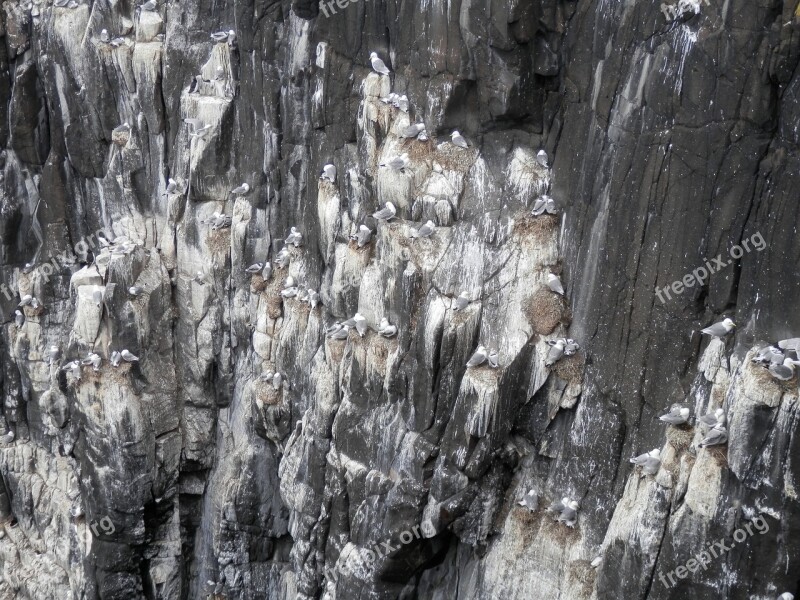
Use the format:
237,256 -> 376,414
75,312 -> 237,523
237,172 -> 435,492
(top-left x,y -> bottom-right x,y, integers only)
231,183 -> 250,195
557,500 -> 579,527
402,123 -> 426,138
121,349 -> 139,362
346,313 -> 367,337
93,290 -> 103,307
110,351 -> 122,367
370,52 -> 390,75
545,339 -> 567,367
47,346 -> 60,364
777,593 -> 794,600
328,325 -> 350,340
261,263 -> 272,280
54,0 -> 69,6
698,408 -> 725,429
378,318 -> 397,338
380,93 -> 398,105
659,405 -> 690,425
466,346 -> 488,367
630,449 -> 661,475
778,338 -> 800,354
189,124 -> 213,139
752,346 -> 785,365
320,164 -> 336,182
532,195 -> 558,216
372,202 -> 396,221
487,349 -> 499,368
163,178 -> 181,195
285,227 -> 303,247
211,213 -> 232,230
141,0 -> 157,10
517,490 -> 538,511
245,263 -> 264,274
18,295 -> 33,307
0,431 -> 14,445
450,131 -> 469,149
394,95 -> 409,112
192,271 -> 206,284
547,273 -> 564,295
307,289 -> 320,309
100,29 -> 110,43
211,30 -> 234,43
82,353 -> 102,371
769,357 -> 800,381
272,372 -> 284,390
351,225 -> 372,248
274,248 -> 290,269
563,339 -> 580,356
30,297 -> 41,310
14,310 -> 23,328
548,497 -> 569,514
699,423 -> 728,448
112,122 -> 130,135
281,287 -> 299,299
380,153 -> 410,171
700,318 -> 736,338
62,361 -> 82,379
22,262 -> 35,274
536,149 -> 548,167
453,291 -> 470,311
410,220 -> 435,239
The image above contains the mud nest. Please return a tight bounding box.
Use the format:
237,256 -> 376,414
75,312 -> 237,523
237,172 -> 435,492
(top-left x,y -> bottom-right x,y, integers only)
514,213 -> 560,243
568,559 -> 597,598
249,274 -> 268,293
707,445 -> 728,468
552,353 -> 585,385
206,228 -> 231,256
432,145 -> 478,172
266,296 -> 283,320
524,288 -> 564,335
405,138 -> 436,161
257,384 -> 282,406
666,423 -> 695,453
513,506 -> 545,546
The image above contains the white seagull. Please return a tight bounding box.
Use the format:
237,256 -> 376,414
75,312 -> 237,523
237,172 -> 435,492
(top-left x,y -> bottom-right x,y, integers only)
410,220 -> 435,239
370,52 -> 390,75
230,183 -> 250,195
466,346 -> 488,368
372,202 -> 396,221
320,164 -> 336,182
547,273 -> 564,295
659,405 -> 690,425
450,131 -> 469,148
453,291 -> 470,311
700,318 -> 735,338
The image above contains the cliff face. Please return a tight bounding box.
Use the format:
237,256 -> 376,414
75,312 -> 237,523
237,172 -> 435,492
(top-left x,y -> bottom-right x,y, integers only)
0,0 -> 798,598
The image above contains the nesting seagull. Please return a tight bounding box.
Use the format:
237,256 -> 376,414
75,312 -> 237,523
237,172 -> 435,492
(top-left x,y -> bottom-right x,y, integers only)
285,227 -> 303,247
370,52 -> 390,75
14,310 -> 23,328
261,263 -> 272,280
372,202 -> 396,221
210,213 -> 232,230
47,346 -> 60,364
547,273 -> 564,295
164,178 -> 181,195
245,263 -> 264,274
320,164 -> 336,182
630,449 -> 661,475
487,349 -> 499,368
307,289 -> 320,309
466,346 -> 488,368
93,290 -> 103,307
410,220 -> 435,239
778,338 -> 800,354
110,351 -> 122,367
328,325 -> 350,340
18,295 -> 33,307
378,318 -> 397,338
563,339 -> 580,356
351,225 -> 372,248
777,593 -> 794,600
141,0 -> 157,10
548,497 -> 579,527
450,131 -> 469,149
211,30 -> 235,44
129,286 -> 143,297
659,405 -> 690,425
532,195 -> 557,216
752,346 -> 785,366
274,248 -> 290,268
100,29 -> 111,43
62,361 -> 81,379
700,318 -> 735,338
0,431 -> 14,445
517,490 -> 538,511
699,408 -> 725,429
394,95 -> 409,112
699,423 -> 728,448
380,93 -> 397,105
536,149 -> 548,167
121,349 -> 139,362
545,339 -> 567,367
82,353 -> 102,371
281,287 -> 299,299
231,183 -> 250,195
769,357 -> 800,381
381,153 -> 410,171
402,123 -> 426,138
453,291 -> 470,311
342,313 -> 368,337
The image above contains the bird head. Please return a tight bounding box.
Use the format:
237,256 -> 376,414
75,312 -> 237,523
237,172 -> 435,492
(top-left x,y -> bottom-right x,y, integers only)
723,318 -> 736,328
568,500 -> 580,510
451,131 -> 460,138
649,449 -> 661,458
680,407 -> 690,418
370,52 -> 377,59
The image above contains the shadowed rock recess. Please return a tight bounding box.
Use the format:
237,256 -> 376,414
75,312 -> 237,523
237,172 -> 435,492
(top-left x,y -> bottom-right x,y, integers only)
0,0 -> 798,598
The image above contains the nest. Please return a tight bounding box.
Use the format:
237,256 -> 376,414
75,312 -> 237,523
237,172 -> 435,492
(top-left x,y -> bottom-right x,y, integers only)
433,144 -> 478,172
266,296 -> 283,320
257,384 -> 282,407
523,288 -> 564,335
552,353 -> 584,385
404,138 -> 436,161
514,213 -> 560,243
666,424 -> 695,453
707,445 -> 728,468
249,274 -> 268,293
568,559 -> 597,597
206,228 -> 231,256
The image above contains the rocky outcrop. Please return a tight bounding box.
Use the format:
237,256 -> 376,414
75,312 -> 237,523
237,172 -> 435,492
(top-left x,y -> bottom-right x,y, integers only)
0,0 -> 798,599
